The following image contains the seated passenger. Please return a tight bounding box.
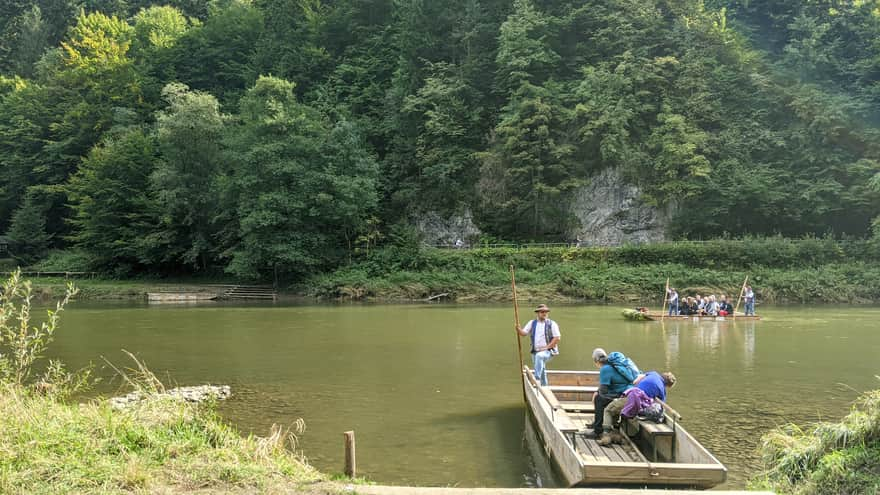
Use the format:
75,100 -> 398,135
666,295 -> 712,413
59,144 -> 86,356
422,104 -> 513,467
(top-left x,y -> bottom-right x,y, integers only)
621,371 -> 677,423
706,295 -> 719,316
679,298 -> 692,315
718,296 -> 733,316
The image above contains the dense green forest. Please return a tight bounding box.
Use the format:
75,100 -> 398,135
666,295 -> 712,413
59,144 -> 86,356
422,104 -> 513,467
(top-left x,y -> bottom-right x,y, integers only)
1,0 -> 880,280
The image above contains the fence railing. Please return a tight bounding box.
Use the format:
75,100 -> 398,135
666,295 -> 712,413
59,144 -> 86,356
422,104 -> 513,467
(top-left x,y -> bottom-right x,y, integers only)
2,271 -> 100,279
426,238 -> 871,250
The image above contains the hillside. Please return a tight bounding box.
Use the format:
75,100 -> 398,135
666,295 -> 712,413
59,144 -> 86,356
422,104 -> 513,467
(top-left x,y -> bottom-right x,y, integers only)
0,0 -> 878,279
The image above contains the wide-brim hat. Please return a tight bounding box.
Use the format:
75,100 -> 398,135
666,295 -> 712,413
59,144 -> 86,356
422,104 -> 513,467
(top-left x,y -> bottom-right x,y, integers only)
534,304 -> 550,313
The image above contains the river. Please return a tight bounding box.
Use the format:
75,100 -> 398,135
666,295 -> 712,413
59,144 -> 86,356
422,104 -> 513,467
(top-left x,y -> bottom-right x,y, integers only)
48,302 -> 880,489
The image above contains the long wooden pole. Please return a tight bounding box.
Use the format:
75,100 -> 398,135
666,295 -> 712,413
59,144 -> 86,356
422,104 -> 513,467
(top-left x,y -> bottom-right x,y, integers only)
510,265 -> 524,377
661,277 -> 670,319
734,275 -> 749,318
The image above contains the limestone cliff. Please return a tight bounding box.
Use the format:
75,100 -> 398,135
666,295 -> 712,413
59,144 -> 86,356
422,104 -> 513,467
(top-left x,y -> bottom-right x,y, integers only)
569,167 -> 672,246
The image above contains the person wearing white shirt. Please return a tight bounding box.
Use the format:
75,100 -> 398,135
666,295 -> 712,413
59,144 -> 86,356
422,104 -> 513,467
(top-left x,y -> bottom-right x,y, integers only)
516,303 -> 561,386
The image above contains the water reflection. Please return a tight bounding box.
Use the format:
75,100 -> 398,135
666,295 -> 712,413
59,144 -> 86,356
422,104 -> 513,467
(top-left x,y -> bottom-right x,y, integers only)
655,319 -> 759,373
521,414 -> 561,489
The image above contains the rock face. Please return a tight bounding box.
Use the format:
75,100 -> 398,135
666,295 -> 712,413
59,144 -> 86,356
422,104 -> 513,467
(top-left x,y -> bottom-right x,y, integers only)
570,167 -> 671,246
415,210 -> 482,247
110,385 -> 231,409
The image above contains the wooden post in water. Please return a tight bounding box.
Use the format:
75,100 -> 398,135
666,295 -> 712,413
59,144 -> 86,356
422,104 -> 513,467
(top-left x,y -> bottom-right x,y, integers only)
343,431 -> 356,478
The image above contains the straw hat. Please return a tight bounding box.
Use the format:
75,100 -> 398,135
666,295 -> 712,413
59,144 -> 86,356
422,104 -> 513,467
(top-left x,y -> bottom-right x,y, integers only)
534,304 -> 550,313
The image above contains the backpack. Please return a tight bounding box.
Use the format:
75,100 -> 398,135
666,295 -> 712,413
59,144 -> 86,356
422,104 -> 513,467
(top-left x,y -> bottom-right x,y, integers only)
606,351 -> 640,383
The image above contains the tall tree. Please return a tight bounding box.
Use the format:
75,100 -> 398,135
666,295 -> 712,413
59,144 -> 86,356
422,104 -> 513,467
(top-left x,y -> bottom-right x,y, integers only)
67,127 -> 160,273
169,0 -> 262,105
226,76 -> 378,279
478,0 -> 576,239
5,190 -> 52,264
152,82 -> 227,271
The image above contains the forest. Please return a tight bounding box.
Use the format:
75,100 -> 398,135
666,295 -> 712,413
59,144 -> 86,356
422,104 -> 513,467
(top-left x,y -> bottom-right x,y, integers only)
1,0 -> 880,280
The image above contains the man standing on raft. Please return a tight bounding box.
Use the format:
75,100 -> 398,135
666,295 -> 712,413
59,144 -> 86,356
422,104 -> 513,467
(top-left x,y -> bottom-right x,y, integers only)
517,304 -> 561,386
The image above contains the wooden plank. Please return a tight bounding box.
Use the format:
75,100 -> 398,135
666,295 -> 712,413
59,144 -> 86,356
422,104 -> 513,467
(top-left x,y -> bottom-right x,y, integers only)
538,385 -> 563,410
618,431 -> 649,463
580,437 -> 611,463
546,370 -> 600,387
640,421 -> 674,436
560,401 -> 595,412
606,436 -> 647,463
554,410 -> 579,433
548,385 -> 598,393
523,371 -> 585,486
574,436 -> 598,462
581,461 -> 726,487
599,441 -> 626,462
355,486 -> 766,494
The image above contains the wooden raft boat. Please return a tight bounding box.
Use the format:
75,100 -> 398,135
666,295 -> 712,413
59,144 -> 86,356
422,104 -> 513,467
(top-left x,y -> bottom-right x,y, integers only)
523,367 -> 727,488
622,309 -> 761,321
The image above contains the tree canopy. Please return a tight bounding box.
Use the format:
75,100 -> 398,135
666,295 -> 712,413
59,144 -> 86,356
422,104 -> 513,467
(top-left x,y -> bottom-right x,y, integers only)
0,0 -> 878,278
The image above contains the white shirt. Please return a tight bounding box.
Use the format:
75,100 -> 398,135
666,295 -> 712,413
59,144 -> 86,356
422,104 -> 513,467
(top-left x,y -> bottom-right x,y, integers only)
523,319 -> 561,349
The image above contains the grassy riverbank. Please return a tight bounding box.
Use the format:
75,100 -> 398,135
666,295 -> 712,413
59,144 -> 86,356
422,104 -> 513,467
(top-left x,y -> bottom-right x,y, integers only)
304,239 -> 880,304
0,384 -> 328,493
750,386 -> 880,494
22,239 -> 880,304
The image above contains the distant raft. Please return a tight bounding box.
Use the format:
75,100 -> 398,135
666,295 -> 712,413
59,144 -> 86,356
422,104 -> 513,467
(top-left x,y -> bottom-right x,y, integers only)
622,308 -> 760,321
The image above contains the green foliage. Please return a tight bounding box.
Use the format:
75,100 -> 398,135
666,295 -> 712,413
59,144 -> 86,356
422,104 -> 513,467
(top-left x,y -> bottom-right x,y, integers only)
153,82 -> 227,271
308,239 -> 880,303
226,76 -> 379,280
621,308 -> 649,321
5,190 -> 52,263
751,384 -> 880,495
0,269 -> 78,387
168,0 -> 263,104
67,127 -> 160,274
27,249 -> 95,272
132,5 -> 192,52
0,382 -> 323,493
2,0 -> 880,277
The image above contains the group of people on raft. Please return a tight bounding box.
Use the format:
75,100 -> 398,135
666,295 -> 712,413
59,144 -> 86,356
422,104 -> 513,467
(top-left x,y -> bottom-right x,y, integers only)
665,285 -> 756,316
517,303 -> 676,447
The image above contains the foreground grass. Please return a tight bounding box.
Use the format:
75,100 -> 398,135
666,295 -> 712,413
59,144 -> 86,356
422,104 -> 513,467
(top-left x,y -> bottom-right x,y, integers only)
0,384 -> 325,494
750,386 -> 880,494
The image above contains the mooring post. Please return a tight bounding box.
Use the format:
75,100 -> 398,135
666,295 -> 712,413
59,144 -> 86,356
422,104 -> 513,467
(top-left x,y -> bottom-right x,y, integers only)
343,430 -> 356,478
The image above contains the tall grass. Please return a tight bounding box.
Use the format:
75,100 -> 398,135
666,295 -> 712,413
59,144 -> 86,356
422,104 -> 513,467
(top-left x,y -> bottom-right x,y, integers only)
751,384 -> 880,494
0,384 -> 323,493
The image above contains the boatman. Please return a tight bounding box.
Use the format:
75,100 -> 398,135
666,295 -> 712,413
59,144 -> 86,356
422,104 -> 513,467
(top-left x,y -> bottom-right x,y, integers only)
516,304 -> 561,386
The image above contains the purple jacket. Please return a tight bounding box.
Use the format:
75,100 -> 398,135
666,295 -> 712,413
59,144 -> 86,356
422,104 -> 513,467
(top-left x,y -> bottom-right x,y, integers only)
621,387 -> 653,418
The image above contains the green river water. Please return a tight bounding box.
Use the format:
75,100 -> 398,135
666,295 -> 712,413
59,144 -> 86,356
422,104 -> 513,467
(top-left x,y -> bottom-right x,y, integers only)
48,302 -> 880,489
